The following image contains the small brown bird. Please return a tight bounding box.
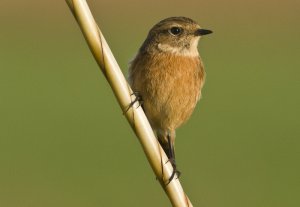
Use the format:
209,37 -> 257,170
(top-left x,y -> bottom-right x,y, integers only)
128,17 -> 212,182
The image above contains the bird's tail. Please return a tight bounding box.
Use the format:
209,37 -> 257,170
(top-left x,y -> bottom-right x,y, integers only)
156,130 -> 175,160
157,129 -> 180,182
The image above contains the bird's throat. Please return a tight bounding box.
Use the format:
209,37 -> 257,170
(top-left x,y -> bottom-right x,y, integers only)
157,43 -> 199,57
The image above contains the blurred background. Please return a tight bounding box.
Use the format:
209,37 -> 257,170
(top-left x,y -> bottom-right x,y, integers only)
0,0 -> 299,206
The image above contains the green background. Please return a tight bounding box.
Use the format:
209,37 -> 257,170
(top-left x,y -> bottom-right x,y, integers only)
0,0 -> 299,206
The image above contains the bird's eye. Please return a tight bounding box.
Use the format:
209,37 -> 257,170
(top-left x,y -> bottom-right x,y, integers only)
169,27 -> 183,36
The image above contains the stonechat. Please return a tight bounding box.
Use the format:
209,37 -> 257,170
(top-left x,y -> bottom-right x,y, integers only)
128,17 -> 212,182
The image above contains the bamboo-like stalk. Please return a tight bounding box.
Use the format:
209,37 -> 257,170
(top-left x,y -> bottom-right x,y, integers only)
65,1 -> 193,206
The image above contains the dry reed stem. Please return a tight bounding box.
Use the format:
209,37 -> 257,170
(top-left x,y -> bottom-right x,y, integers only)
65,1 -> 193,206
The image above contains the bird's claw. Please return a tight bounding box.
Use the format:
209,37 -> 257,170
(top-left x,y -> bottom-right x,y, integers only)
166,167 -> 181,185
165,159 -> 181,185
124,91 -> 143,113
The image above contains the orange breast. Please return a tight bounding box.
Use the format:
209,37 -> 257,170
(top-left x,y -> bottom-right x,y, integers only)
129,53 -> 205,131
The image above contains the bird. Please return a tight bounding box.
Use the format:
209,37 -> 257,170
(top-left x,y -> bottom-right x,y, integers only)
128,16 -> 212,183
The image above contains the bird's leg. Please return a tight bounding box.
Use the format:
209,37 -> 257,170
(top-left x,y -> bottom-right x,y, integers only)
166,133 -> 181,184
124,91 -> 143,113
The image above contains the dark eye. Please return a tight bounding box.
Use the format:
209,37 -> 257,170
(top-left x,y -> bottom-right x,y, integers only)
169,27 -> 183,36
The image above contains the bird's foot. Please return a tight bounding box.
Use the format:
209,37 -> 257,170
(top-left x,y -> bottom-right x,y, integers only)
124,91 -> 143,113
166,158 -> 181,185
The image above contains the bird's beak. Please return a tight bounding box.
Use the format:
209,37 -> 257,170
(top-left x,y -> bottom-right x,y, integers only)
195,29 -> 213,36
